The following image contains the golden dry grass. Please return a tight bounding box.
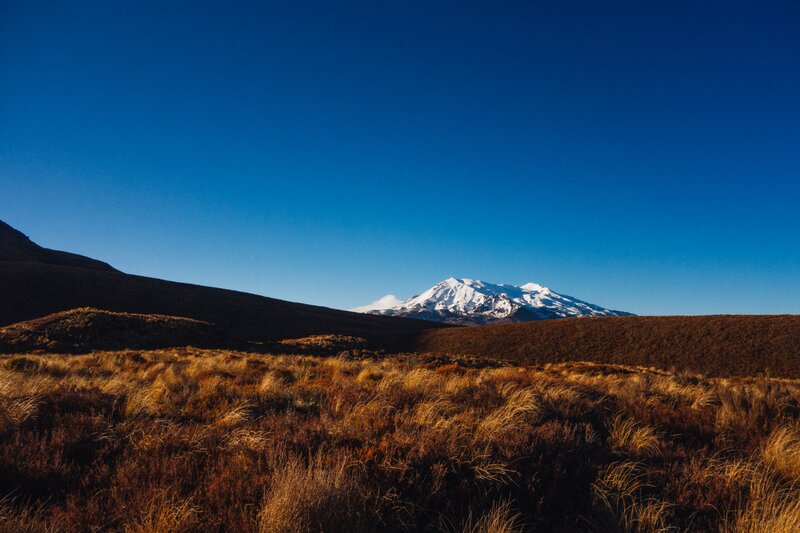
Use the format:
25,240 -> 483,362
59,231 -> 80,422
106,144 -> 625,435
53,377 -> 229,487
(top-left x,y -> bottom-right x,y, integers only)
722,470 -> 800,533
1,349 -> 800,531
762,425 -> 800,481
608,416 -> 662,457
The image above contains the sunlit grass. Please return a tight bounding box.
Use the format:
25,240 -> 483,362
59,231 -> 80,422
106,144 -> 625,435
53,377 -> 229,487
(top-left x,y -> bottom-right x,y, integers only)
1,346 -> 800,531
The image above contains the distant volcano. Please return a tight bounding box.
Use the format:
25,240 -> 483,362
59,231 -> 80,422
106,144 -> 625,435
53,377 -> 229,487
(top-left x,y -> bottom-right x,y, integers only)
353,277 -> 632,325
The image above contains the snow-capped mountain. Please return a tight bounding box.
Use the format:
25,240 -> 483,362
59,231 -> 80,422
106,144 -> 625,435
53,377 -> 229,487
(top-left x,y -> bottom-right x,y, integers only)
352,277 -> 632,325
351,294 -> 404,313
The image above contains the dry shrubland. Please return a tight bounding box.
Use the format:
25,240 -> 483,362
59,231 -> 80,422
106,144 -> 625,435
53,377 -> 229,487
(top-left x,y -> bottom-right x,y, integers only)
417,315 -> 800,378
0,308 -> 221,354
2,346 -> 800,531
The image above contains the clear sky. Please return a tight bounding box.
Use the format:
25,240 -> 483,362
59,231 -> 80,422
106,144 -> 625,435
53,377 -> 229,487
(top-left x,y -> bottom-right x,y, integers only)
1,1 -> 799,315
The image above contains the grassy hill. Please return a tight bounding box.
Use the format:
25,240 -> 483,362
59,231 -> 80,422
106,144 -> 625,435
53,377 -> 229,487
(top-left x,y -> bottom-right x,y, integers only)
0,308 -> 225,354
416,315 -> 800,378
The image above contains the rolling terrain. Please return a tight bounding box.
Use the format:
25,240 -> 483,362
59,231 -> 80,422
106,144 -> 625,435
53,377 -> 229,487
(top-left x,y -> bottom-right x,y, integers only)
0,220 -> 446,350
2,218 -> 799,378
0,308 -> 224,354
416,314 -> 800,378
2,220 -> 800,531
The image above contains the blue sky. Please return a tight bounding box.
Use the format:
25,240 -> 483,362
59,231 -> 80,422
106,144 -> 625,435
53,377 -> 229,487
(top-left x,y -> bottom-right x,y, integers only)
1,1 -> 799,314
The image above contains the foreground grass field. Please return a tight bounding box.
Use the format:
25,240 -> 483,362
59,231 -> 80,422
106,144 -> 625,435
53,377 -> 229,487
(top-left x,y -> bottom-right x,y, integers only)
2,340 -> 800,531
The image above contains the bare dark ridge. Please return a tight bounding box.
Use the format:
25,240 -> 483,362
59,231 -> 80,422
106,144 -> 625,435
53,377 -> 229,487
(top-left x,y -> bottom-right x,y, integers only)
0,219 -> 117,272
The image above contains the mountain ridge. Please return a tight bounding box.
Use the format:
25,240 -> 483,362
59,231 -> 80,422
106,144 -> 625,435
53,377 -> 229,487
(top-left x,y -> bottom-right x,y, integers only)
0,219 -> 448,348
0,220 -> 117,272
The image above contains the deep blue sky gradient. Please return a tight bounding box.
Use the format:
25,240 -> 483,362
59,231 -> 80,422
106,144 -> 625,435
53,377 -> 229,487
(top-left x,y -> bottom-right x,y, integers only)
1,1 -> 799,314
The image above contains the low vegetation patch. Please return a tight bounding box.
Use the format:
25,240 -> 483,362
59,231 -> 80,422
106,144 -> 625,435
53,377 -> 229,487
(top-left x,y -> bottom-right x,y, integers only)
0,308 -> 221,353
278,334 -> 369,355
417,315 -> 800,378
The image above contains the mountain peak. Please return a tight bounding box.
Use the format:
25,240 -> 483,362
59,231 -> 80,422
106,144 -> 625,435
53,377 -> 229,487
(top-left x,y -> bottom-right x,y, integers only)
353,277 -> 632,325
351,294 -> 404,313
0,219 -> 117,272
520,282 -> 548,292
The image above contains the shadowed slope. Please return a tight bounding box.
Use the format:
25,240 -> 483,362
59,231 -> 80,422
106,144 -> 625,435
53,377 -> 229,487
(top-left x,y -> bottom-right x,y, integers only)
0,219 -> 447,350
0,308 -> 222,353
0,261 -> 446,350
0,220 -> 116,271
416,315 -> 800,377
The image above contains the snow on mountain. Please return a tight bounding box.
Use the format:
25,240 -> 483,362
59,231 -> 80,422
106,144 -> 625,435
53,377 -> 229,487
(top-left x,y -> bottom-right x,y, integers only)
351,294 -> 404,313
352,277 -> 632,325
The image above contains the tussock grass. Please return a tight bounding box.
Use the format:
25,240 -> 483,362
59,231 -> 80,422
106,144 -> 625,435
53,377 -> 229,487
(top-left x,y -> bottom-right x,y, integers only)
609,416 -> 662,457
259,370 -> 293,396
723,471 -> 800,533
1,348 -> 800,531
447,500 -> 525,533
258,453 -> 377,533
475,387 -> 541,445
763,425 -> 800,480
125,493 -> 199,533
0,394 -> 40,435
592,462 -> 675,532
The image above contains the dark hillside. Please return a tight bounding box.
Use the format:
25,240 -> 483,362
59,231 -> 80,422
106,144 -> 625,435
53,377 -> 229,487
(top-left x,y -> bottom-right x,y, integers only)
0,220 -> 116,271
0,261 -> 446,350
416,315 -> 800,377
